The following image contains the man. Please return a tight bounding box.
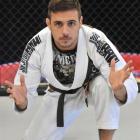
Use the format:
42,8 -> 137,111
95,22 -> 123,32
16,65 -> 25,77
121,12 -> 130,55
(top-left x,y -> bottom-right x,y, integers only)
5,0 -> 138,140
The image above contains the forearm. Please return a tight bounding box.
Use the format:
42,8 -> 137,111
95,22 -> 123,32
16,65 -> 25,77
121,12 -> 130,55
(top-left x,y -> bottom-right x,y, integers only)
113,85 -> 127,104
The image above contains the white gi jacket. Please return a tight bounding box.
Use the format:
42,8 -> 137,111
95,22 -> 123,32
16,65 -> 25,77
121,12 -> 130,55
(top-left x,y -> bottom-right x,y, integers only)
14,25 -> 138,107
14,25 -> 138,140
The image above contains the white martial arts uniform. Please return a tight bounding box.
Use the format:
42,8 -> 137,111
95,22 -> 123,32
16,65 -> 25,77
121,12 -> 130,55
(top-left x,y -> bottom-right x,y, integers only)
14,25 -> 138,140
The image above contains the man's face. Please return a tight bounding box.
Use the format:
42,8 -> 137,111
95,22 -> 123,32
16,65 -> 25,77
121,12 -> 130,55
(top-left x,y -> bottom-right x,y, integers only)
46,10 -> 83,51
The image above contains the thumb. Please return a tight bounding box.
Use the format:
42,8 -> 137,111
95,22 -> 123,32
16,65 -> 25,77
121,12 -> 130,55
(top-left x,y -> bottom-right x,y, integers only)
20,75 -> 26,87
110,59 -> 116,72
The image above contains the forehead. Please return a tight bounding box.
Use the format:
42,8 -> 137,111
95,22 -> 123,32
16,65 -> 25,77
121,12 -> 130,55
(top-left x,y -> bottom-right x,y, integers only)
50,10 -> 79,21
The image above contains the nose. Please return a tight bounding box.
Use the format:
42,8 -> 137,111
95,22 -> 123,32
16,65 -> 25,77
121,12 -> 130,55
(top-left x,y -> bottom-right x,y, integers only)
62,24 -> 69,36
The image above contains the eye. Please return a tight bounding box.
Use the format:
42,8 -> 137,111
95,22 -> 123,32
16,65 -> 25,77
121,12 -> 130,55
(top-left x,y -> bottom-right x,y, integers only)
54,21 -> 63,28
67,21 -> 76,27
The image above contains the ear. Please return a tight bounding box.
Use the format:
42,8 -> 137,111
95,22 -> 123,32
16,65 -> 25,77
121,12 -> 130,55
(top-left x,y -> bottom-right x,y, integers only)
46,18 -> 51,29
79,16 -> 83,27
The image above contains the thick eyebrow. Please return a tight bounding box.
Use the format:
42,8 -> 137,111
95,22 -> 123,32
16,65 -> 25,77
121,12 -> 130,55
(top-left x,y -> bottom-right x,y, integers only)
53,21 -> 62,24
53,20 -> 77,24
67,20 -> 77,23
68,20 -> 77,22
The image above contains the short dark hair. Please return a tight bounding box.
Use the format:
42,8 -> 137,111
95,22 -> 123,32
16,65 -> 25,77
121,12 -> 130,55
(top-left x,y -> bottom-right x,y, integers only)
48,0 -> 82,19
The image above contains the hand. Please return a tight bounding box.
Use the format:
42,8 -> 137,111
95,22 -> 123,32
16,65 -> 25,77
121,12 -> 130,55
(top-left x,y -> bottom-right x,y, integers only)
109,59 -> 134,92
4,75 -> 27,109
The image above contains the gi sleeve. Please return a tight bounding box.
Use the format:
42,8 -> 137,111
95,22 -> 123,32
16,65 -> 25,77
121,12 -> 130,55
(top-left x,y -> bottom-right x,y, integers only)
89,29 -> 138,105
14,35 -> 42,112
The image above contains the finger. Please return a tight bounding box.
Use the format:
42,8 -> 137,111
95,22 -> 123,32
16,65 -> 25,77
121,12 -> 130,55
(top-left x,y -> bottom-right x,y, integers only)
110,59 -> 116,72
9,93 -> 16,102
7,88 -> 12,94
20,75 -> 26,87
127,66 -> 134,72
123,60 -> 133,70
126,66 -> 134,77
6,88 -> 15,96
129,66 -> 134,71
127,60 -> 133,65
4,80 -> 14,89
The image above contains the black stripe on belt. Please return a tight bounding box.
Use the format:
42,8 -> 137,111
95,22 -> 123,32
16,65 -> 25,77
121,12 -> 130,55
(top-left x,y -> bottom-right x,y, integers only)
48,84 -> 81,127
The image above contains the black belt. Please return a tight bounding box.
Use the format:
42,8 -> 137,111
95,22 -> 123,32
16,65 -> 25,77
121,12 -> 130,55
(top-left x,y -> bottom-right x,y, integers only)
48,84 -> 84,127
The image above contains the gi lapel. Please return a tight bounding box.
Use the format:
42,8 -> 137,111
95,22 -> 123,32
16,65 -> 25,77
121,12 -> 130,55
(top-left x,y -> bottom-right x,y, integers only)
44,27 -> 88,90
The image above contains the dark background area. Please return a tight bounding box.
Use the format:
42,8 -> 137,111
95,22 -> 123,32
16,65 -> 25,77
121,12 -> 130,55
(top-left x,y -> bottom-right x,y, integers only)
0,0 -> 140,64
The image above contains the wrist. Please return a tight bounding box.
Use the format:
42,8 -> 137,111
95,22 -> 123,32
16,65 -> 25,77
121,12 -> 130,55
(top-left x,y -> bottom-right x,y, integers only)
15,98 -> 28,111
114,86 -> 127,104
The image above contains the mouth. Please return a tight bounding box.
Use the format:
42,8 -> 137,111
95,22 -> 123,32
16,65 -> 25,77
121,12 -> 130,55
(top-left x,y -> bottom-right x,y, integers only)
60,37 -> 71,41
60,38 -> 70,41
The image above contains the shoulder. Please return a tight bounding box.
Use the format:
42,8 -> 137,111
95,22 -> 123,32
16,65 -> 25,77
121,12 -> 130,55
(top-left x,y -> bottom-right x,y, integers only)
81,25 -> 106,40
37,27 -> 51,42
23,27 -> 51,62
29,27 -> 50,45
26,27 -> 51,51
